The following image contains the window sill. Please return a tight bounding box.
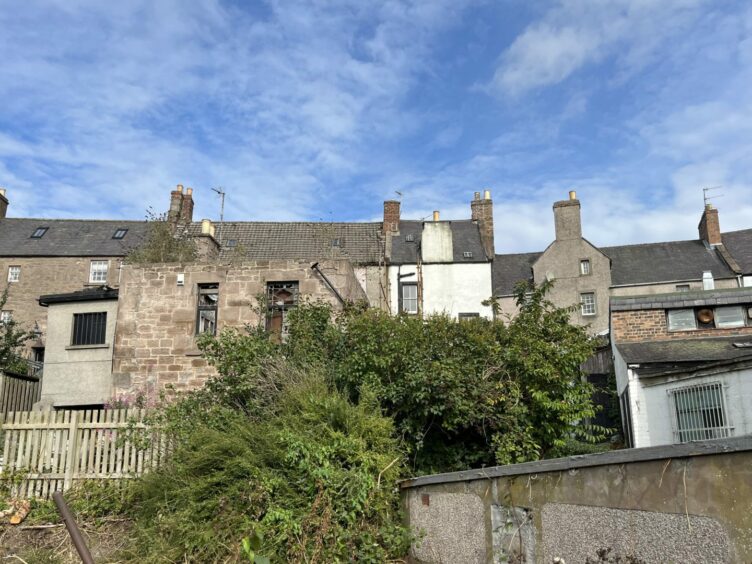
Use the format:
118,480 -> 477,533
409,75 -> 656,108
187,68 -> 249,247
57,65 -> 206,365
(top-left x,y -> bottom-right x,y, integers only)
66,343 -> 110,351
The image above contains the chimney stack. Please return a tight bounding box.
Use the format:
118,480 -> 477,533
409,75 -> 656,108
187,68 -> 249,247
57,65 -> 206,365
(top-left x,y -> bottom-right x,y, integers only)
698,204 -> 722,246
471,189 -> 494,257
553,191 -> 582,241
0,188 -> 8,219
383,200 -> 401,234
168,185 -> 184,224
180,187 -> 195,224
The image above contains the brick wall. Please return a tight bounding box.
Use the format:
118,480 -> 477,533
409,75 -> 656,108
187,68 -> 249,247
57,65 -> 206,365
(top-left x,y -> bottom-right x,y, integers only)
112,259 -> 365,398
612,308 -> 752,343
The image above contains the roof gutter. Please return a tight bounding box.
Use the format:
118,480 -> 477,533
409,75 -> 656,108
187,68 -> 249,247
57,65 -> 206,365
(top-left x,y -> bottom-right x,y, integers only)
310,262 -> 345,306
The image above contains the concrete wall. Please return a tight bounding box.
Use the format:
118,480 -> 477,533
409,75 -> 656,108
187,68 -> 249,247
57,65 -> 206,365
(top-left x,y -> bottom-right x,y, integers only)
402,438 -> 752,563
38,298 -> 118,407
532,239 -> 611,334
388,263 -> 493,319
112,260 -> 364,398
0,256 -> 122,341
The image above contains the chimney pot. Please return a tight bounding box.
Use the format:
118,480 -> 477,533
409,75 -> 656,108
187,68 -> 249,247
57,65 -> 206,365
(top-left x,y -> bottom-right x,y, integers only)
176,184 -> 184,193
483,189 -> 491,200
433,210 -> 440,221
201,219 -> 214,236
186,187 -> 193,196
474,191 -> 481,201
569,190 -> 577,200
0,188 -> 5,197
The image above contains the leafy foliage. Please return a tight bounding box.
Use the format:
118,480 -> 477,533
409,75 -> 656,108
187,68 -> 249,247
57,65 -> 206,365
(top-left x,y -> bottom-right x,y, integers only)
124,209 -> 197,264
0,286 -> 34,374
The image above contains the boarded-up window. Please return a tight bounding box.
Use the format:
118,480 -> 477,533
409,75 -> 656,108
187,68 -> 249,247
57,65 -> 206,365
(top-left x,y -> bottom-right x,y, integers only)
267,281 -> 299,342
196,284 -> 219,335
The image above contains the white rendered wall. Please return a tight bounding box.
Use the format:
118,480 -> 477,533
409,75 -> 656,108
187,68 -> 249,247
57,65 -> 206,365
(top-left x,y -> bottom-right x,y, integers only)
629,367 -> 752,448
388,263 -> 493,319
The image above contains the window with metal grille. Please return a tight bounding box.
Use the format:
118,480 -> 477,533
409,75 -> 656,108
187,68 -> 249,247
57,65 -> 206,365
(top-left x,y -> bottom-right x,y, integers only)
89,260 -> 109,284
400,282 -> 418,314
580,292 -> 596,316
7,266 -> 20,283
580,259 -> 591,275
31,227 -> 48,238
667,308 -> 696,331
670,382 -> 733,443
71,312 -> 107,346
112,228 -> 128,239
196,284 -> 219,335
715,306 -> 745,328
266,281 -> 299,342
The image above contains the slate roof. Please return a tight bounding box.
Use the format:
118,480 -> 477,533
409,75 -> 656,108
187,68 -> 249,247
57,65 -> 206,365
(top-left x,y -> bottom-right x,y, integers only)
616,336 -> 752,375
186,221 -> 384,264
39,286 -> 119,306
492,252 -> 540,295
722,228 -> 752,274
389,220 -> 488,264
601,239 -> 736,286
0,218 -> 147,257
611,287 -> 752,311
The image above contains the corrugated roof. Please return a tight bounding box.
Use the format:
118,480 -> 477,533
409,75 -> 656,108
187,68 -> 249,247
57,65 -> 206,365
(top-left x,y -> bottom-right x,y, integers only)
602,239 -> 736,286
389,220 -> 488,264
187,221 -> 384,264
0,218 -> 147,257
722,228 -> 752,275
492,252 -> 540,296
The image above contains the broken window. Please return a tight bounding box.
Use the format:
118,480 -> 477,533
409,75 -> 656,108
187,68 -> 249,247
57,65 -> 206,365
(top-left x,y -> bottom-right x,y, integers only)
196,284 -> 219,335
266,281 -> 299,342
399,282 -> 418,315
71,312 -> 107,346
89,260 -> 109,284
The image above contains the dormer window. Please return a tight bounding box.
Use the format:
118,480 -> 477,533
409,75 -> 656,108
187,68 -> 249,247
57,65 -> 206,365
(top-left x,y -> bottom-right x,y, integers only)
112,228 -> 128,239
31,227 -> 48,238
580,259 -> 591,275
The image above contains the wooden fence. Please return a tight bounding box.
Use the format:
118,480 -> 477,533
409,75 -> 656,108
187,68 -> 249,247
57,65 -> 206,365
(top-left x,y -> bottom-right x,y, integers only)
0,371 -> 42,418
1,409 -> 165,499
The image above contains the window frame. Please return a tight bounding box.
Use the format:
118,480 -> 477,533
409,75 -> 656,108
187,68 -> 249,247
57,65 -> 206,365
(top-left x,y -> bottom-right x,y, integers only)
7,265 -> 20,283
31,227 -> 48,238
0,311 -> 12,324
71,312 -> 107,346
89,260 -> 109,284
399,282 -> 419,315
458,312 -> 480,321
579,259 -> 591,276
667,308 -> 697,332
580,292 -> 596,316
266,281 -> 299,342
112,228 -> 128,240
714,306 -> 745,329
669,381 -> 733,443
196,283 -> 219,336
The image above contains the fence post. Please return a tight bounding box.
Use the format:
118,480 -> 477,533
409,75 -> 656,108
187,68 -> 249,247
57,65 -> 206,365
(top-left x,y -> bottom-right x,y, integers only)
63,411 -> 80,491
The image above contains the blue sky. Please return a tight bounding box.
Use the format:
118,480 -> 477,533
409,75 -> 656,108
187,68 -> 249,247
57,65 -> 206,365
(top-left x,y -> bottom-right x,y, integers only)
1,0 -> 750,253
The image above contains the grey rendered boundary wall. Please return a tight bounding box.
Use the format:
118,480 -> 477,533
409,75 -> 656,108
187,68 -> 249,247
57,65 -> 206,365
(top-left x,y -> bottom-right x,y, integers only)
400,437 -> 752,563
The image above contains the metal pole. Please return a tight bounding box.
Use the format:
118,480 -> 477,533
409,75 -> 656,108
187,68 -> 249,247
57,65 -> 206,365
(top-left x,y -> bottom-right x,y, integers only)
53,491 -> 95,564
311,262 -> 346,305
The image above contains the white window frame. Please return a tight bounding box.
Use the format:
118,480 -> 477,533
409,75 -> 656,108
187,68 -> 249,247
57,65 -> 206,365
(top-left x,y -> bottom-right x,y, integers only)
0,311 -> 12,324
714,306 -> 745,329
400,283 -> 418,315
89,260 -> 109,284
580,292 -> 596,316
580,259 -> 591,276
667,309 -> 696,331
7,266 -> 20,283
669,382 -> 733,443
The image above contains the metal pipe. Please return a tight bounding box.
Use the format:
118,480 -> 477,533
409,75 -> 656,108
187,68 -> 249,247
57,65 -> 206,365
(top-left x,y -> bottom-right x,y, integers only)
311,262 -> 345,306
53,491 -> 95,564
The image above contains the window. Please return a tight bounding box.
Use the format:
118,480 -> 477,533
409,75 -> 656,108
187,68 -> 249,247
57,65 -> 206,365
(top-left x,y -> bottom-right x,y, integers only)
675,284 -> 691,292
580,292 -> 596,316
667,309 -> 696,331
670,382 -> 732,443
71,312 -> 107,346
31,227 -> 48,238
112,228 -> 128,239
7,266 -> 20,283
458,312 -> 480,321
89,260 -> 109,284
331,238 -> 341,247
0,311 -> 12,324
463,251 -> 473,259
266,282 -> 298,342
715,306 -> 745,328
225,239 -> 237,248
196,284 -> 219,335
744,276 -> 752,288
580,259 -> 591,275
400,282 -> 418,314
405,234 -> 415,242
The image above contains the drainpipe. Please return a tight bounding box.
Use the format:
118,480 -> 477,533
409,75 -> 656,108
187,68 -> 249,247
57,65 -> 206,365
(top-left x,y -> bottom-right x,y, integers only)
311,262 -> 345,306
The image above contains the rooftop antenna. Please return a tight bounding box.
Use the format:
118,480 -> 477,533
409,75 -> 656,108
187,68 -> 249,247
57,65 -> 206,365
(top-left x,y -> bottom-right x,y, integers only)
211,187 -> 225,244
703,186 -> 723,207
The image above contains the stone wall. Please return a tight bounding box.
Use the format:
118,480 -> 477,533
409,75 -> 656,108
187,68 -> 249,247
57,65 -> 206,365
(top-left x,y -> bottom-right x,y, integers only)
112,259 -> 364,398
401,438 -> 752,563
0,256 -> 123,339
